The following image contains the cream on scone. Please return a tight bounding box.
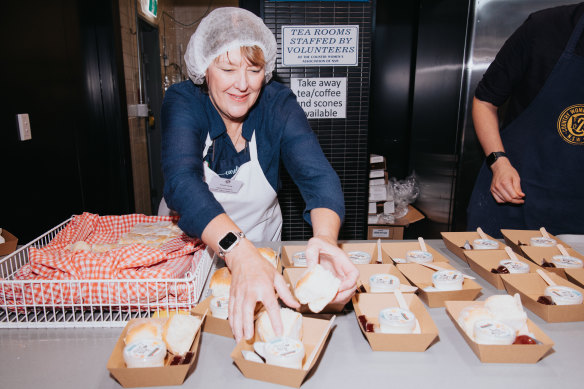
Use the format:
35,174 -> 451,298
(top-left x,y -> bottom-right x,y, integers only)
255,307 -> 303,342
209,267 -> 231,297
294,264 -> 341,313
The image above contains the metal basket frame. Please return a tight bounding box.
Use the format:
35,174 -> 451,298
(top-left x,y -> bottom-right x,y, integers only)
0,217 -> 213,328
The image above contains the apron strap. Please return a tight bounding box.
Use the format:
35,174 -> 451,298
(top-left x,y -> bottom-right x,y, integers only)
248,131 -> 259,162
565,12 -> 584,54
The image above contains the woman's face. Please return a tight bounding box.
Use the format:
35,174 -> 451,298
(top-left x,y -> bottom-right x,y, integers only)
206,49 -> 265,125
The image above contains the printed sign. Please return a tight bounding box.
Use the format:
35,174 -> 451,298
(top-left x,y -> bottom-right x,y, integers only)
282,25 -> 359,67
290,77 -> 347,119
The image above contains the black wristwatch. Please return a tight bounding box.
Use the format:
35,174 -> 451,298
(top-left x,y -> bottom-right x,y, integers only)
217,231 -> 245,258
486,151 -> 507,168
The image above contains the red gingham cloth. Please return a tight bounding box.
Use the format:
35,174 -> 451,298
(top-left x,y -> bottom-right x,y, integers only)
1,213 -> 207,308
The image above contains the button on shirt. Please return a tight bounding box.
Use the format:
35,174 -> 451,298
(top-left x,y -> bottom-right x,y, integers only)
161,80 -> 345,238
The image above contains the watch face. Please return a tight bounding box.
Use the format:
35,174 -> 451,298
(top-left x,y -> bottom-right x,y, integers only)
219,232 -> 238,250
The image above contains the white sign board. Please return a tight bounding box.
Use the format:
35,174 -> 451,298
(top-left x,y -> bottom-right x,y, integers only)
282,25 -> 359,67
290,77 -> 347,119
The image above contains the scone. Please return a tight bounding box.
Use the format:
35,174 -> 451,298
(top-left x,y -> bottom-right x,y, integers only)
255,307 -> 303,342
209,267 -> 232,297
294,264 -> 341,313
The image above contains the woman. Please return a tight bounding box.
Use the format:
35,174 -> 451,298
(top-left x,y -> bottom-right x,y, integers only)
160,7 -> 358,342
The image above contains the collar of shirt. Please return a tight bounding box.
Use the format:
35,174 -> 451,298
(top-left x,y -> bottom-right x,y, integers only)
205,94 -> 259,142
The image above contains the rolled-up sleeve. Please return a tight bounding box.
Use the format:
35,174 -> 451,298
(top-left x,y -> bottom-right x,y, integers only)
278,92 -> 345,225
161,84 -> 224,238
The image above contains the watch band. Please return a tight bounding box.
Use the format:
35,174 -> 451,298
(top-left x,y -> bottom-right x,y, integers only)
217,231 -> 245,258
486,151 -> 507,167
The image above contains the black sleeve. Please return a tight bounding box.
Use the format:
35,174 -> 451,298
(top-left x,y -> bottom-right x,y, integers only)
474,14 -> 536,107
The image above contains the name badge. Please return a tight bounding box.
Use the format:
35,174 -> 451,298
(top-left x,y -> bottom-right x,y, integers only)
208,176 -> 244,194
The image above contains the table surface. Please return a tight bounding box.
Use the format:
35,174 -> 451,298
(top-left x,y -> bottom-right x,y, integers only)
2,238 -> 584,389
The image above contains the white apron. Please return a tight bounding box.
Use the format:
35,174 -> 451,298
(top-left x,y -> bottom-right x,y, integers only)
159,131 -> 282,242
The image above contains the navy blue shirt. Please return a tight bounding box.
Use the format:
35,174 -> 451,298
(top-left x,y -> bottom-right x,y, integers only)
161,80 -> 345,238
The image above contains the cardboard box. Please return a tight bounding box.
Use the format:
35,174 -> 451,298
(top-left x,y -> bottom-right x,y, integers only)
283,267 -> 346,314
380,241 -> 449,264
463,249 -> 541,290
281,245 -> 308,268
230,315 -> 334,388
352,293 -> 439,352
396,263 -> 482,307
368,185 -> 388,202
445,301 -> 554,363
566,268 -> 584,289
193,295 -> 234,338
107,313 -> 205,387
355,263 -> 414,293
367,205 -> 425,241
518,246 -> 584,279
501,272 -> 584,322
441,231 -> 506,264
369,154 -> 386,170
501,229 -> 568,254
0,229 -> 18,256
339,242 -> 389,264
369,169 -> 386,179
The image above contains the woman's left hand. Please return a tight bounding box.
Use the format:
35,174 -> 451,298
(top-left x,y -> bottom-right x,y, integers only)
305,236 -> 359,305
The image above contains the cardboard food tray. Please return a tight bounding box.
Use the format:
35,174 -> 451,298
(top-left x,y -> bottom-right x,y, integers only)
565,268 -> 584,289
518,246 -> 584,280
339,242 -> 389,264
441,231 -> 505,264
463,249 -> 541,290
0,229 -> 18,256
281,244 -> 308,268
193,295 -> 234,338
355,263 -> 414,293
501,272 -> 584,322
445,301 -> 554,363
396,263 -> 482,308
283,267 -> 345,313
107,312 -> 205,388
501,229 -> 568,254
230,315 -> 334,388
352,293 -> 438,352
380,241 -> 449,265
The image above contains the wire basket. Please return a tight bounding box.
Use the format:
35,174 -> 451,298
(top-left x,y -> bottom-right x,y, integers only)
0,218 -> 214,328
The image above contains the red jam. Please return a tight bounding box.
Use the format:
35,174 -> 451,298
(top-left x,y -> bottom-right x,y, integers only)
182,351 -> 194,365
513,335 -> 537,345
537,295 -> 555,305
491,265 -> 510,274
358,315 -> 375,332
170,355 -> 183,365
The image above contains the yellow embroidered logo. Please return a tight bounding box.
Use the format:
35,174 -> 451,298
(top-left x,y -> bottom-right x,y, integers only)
557,104 -> 584,145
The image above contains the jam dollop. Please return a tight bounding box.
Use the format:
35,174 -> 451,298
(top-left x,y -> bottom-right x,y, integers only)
537,296 -> 556,305
358,315 -> 375,332
490,265 -> 510,274
513,335 -> 537,345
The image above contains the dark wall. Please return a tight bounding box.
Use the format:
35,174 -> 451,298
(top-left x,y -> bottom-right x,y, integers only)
1,0 -> 132,243
368,0 -> 419,179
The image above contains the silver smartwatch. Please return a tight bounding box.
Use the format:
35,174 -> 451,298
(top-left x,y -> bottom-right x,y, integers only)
217,231 -> 245,258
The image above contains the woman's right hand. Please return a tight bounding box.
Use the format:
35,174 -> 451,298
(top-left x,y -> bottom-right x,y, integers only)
490,157 -> 525,204
225,239 -> 300,343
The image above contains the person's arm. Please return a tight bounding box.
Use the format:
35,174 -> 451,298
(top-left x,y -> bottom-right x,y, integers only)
161,84 -> 225,237
306,208 -> 359,305
472,97 -> 525,204
201,214 -> 299,343
277,90 -> 358,305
